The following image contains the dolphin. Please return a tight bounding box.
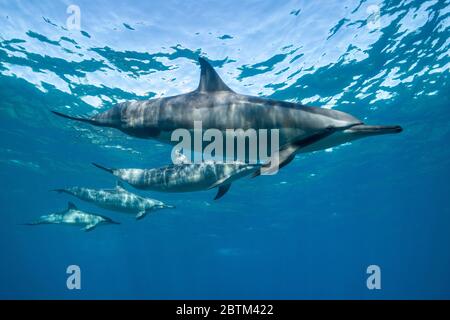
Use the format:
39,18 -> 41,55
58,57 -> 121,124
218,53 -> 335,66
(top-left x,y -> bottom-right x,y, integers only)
53,181 -> 174,220
91,162 -> 260,200
24,202 -> 120,232
52,57 -> 402,172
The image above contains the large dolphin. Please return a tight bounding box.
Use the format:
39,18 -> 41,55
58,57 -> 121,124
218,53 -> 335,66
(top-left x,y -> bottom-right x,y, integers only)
52,57 -> 402,172
92,162 -> 260,200
24,202 -> 120,232
53,181 -> 174,220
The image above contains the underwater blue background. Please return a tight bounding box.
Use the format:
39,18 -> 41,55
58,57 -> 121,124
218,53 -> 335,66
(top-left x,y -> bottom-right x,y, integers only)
0,0 -> 449,299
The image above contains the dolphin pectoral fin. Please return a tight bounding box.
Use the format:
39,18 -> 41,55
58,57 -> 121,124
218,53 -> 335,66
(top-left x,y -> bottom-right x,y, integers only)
208,175 -> 232,190
254,144 -> 299,177
83,224 -> 96,232
136,210 -> 149,220
251,170 -> 260,178
254,129 -> 338,176
214,184 -> 231,200
207,176 -> 233,200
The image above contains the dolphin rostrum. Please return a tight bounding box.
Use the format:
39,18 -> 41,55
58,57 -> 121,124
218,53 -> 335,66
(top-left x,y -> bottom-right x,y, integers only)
92,162 -> 260,200
53,182 -> 174,220
53,57 -> 402,172
24,202 -> 120,232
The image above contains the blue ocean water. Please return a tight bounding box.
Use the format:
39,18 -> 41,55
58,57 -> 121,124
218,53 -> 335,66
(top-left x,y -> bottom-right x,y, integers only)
0,0 -> 449,299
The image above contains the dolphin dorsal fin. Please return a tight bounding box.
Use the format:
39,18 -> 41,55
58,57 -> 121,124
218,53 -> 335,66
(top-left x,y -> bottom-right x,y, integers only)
67,202 -> 77,210
196,57 -> 234,93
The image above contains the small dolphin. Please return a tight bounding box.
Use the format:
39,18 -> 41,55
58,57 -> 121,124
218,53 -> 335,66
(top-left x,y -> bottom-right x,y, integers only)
53,57 -> 402,173
53,182 -> 174,220
24,202 -> 120,232
92,162 -> 260,200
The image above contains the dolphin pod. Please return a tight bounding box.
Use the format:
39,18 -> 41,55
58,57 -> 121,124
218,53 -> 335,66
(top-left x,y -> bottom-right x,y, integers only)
32,56 -> 403,230
27,182 -> 173,231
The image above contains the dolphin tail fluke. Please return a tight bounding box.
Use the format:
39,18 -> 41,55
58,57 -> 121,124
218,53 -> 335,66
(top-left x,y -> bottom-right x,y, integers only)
92,162 -> 114,174
83,224 -> 97,232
